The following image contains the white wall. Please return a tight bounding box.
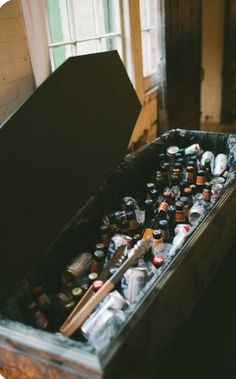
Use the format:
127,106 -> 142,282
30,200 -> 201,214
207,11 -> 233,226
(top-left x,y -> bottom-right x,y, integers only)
0,0 -> 34,125
201,0 -> 225,123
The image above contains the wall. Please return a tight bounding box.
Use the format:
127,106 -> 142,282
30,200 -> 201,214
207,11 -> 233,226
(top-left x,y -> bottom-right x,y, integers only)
0,0 -> 34,125
201,0 -> 225,123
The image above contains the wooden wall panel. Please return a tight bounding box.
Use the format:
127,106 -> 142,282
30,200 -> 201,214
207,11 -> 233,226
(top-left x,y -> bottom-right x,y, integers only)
158,0 -> 202,134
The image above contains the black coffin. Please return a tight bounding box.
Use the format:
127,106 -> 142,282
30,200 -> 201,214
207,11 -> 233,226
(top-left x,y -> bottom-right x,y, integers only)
0,52 -> 236,379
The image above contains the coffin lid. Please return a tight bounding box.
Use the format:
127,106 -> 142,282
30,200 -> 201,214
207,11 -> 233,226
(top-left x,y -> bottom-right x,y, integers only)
0,51 -> 141,299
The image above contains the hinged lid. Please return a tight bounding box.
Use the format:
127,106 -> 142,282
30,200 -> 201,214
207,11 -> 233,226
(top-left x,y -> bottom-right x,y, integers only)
0,51 -> 141,298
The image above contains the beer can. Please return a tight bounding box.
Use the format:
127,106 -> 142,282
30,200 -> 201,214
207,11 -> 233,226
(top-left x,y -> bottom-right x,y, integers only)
123,267 -> 148,304
61,252 -> 93,286
174,224 -> 192,235
81,290 -> 127,339
201,151 -> 215,171
213,153 -> 227,176
188,202 -> 208,225
185,143 -> 202,155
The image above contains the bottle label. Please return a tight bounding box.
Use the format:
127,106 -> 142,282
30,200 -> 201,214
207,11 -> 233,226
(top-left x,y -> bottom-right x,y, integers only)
175,212 -> 185,223
196,175 -> 205,186
159,201 -> 169,213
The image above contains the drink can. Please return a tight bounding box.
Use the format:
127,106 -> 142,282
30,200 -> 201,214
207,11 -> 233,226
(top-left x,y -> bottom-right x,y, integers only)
188,202 -> 208,225
185,143 -> 202,155
174,224 -> 192,235
167,145 -> 179,158
81,291 -> 127,339
123,267 -> 148,304
213,154 -> 227,176
201,151 -> 215,171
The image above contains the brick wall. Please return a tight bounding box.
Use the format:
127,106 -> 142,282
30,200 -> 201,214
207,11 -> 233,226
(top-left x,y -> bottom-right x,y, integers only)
0,0 -> 34,125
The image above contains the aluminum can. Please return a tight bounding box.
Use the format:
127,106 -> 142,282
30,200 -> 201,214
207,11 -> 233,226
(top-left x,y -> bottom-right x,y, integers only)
213,153 -> 227,176
188,201 -> 208,225
61,252 -> 93,286
81,291 -> 127,339
201,151 -> 215,171
123,267 -> 148,304
185,143 -> 201,155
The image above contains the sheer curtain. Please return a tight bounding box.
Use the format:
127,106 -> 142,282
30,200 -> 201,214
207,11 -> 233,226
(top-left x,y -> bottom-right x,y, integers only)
0,0 -> 10,7
20,0 -> 51,87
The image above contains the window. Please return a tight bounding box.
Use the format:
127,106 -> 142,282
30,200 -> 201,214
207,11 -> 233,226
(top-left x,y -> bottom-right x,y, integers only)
46,0 -> 123,71
45,0 -> 159,94
140,0 -> 158,90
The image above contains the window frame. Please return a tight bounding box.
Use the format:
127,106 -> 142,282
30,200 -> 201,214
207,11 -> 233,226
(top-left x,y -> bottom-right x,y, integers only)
45,0 -> 158,100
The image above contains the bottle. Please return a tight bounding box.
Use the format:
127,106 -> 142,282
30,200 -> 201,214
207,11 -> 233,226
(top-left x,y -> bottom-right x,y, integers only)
167,205 -> 176,235
99,224 -> 111,249
90,249 -> 105,274
146,182 -> 156,199
183,187 -> 193,208
202,186 -> 211,202
179,196 -> 190,218
126,210 -> 140,234
175,201 -> 186,224
71,287 -> 83,302
186,165 -> 194,184
144,199 -> 155,228
28,302 -> 49,331
196,170 -> 205,192
156,200 -> 169,221
152,229 -> 164,256
204,158 -> 212,182
159,219 -> 170,242
156,171 -> 165,192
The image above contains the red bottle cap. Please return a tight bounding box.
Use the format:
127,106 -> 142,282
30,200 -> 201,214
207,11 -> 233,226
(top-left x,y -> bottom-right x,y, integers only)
92,280 -> 104,292
152,256 -> 165,267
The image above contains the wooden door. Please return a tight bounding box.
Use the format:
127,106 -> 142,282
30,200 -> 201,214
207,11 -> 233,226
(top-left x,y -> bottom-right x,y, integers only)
157,0 -> 202,134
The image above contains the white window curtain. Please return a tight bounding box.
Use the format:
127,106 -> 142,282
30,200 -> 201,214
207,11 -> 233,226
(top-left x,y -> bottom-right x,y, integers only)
20,0 -> 51,87
0,0 -> 10,7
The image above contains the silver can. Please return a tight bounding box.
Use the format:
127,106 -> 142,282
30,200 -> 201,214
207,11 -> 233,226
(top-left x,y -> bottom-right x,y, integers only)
201,151 -> 215,171
213,153 -> 227,176
123,267 -> 148,304
81,290 -> 127,339
185,143 -> 201,155
188,201 -> 208,225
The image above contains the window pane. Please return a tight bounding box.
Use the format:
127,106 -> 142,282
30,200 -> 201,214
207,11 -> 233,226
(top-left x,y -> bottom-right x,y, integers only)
140,0 -> 158,79
149,1 -> 157,28
71,0 -> 96,39
50,45 -> 69,69
141,31 -> 150,77
46,0 -> 70,43
150,29 -> 158,73
76,40 -> 97,55
100,36 -> 122,57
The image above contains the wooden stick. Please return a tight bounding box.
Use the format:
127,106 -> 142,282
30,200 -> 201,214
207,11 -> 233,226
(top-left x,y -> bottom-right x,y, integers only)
60,239 -> 150,337
60,245 -> 126,331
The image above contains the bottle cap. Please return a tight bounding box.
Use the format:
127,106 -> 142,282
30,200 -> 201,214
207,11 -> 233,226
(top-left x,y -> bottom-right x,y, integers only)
184,187 -> 192,194
152,256 -> 165,267
71,287 -> 83,298
167,145 -> 179,156
92,280 -> 104,292
168,205 -> 176,214
159,220 -> 169,229
95,243 -> 105,251
144,199 -> 154,207
153,229 -> 162,239
94,250 -> 105,261
88,272 -> 98,282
